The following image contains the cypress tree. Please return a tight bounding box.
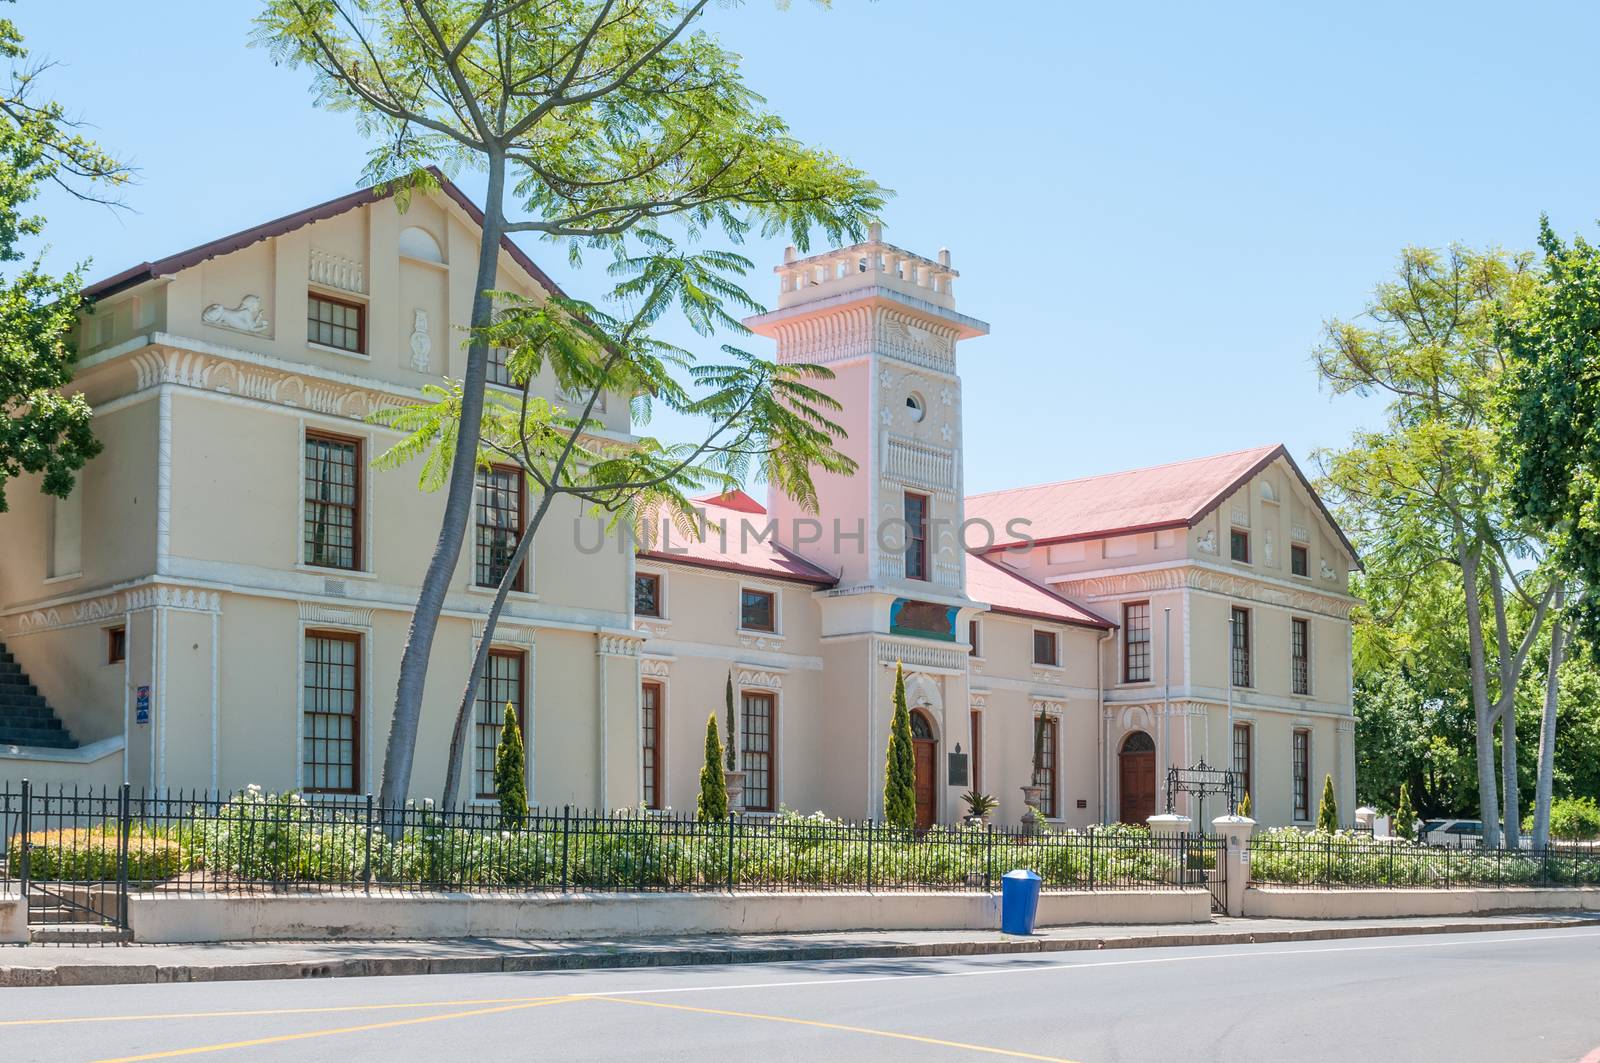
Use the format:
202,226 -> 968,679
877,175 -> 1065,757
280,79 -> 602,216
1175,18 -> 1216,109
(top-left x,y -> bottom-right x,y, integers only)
1237,791 -> 1252,818
883,662 -> 916,830
494,702 -> 527,827
1316,773 -> 1339,833
724,672 -> 737,772
1394,781 -> 1416,840
697,713 -> 729,820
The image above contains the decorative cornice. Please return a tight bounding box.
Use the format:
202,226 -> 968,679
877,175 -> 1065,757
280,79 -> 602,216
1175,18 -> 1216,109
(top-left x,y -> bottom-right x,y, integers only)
5,584 -> 220,637
736,667 -> 783,690
598,633 -> 643,656
473,620 -> 536,647
766,304 -> 960,374
1054,563 -> 1357,620
130,346 -> 391,422
299,602 -> 373,628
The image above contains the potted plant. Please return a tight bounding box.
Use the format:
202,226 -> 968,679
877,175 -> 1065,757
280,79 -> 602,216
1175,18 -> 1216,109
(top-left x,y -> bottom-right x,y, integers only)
961,790 -> 998,826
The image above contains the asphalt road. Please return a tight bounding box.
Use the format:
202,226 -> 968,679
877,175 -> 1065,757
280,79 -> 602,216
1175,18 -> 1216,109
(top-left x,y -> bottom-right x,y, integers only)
4,928 -> 1599,1062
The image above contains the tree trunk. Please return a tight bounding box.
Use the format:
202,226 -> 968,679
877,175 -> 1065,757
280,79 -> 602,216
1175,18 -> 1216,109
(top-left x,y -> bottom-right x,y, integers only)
440,490 -> 554,808
378,153 -> 508,808
1499,706 -> 1520,848
1457,539 -> 1502,849
1533,591 -> 1566,849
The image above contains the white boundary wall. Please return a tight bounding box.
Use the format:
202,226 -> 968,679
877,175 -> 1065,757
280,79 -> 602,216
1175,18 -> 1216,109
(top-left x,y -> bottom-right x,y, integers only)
1244,886 -> 1600,920
127,889 -> 1211,944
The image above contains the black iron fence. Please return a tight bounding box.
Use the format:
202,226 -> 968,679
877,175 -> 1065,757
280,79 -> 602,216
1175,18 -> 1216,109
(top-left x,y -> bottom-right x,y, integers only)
1249,832 -> 1600,890
2,782 -> 1215,907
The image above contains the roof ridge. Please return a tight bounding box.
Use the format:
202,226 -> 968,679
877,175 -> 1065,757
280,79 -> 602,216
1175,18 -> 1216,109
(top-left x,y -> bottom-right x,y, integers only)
85,167 -> 562,301
965,443 -> 1282,500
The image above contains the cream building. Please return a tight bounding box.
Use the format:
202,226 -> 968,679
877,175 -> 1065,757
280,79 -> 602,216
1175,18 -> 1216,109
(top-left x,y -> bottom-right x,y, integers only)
0,178 -> 1360,829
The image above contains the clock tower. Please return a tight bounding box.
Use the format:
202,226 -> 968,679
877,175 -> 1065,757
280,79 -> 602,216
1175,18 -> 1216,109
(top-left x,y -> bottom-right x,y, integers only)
745,224 -> 990,819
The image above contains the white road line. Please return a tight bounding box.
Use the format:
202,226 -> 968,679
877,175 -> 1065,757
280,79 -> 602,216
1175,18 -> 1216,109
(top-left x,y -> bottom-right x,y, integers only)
570,927 -> 1600,999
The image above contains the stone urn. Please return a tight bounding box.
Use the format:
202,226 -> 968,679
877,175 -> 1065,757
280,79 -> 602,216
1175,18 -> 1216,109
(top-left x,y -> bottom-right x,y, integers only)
724,769 -> 746,813
1019,784 -> 1045,836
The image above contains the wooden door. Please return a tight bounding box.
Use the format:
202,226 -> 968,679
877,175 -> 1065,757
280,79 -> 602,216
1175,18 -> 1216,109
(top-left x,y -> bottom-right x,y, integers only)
913,739 -> 937,830
1119,734 -> 1157,825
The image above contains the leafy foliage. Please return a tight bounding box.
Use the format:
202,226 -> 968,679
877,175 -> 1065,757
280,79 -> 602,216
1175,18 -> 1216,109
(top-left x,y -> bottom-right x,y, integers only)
883,662 -> 915,831
1545,796 -> 1600,841
8,827 -> 180,882
254,0 -> 886,807
0,13 -> 130,511
1393,781 -> 1416,840
1249,826 -> 1600,888
962,790 -> 998,820
1315,244 -> 1557,848
1237,791 -> 1251,818
494,703 -> 528,827
1316,774 -> 1339,833
696,713 -> 727,820
724,671 -> 737,772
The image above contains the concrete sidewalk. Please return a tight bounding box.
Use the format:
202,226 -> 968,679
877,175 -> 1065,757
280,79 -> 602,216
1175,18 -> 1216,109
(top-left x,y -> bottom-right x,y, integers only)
3,912 -> 1597,987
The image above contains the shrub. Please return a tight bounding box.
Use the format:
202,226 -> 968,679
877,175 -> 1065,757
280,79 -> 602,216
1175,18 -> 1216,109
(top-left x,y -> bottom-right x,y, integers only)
1316,774 -> 1339,833
1549,796 -> 1600,841
8,827 -> 183,882
495,703 -> 528,828
697,713 -> 728,821
1393,782 -> 1416,840
883,662 -> 915,831
1237,792 -> 1251,818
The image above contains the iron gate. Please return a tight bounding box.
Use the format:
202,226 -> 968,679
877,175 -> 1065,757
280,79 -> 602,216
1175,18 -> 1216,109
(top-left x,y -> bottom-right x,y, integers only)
4,780 -> 131,938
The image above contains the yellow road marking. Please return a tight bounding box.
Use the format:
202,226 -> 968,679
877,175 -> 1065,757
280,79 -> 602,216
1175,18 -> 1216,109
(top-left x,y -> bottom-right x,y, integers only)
595,995 -> 1082,1062
0,996 -> 567,1028
89,996 -> 584,1062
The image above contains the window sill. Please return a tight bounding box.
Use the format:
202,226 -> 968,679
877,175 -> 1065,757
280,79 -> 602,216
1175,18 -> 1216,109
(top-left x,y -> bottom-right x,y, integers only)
635,614 -> 670,625
1033,661 -> 1062,671
297,563 -> 378,581
737,627 -> 781,640
307,341 -> 369,360
41,572 -> 83,585
465,584 -> 539,603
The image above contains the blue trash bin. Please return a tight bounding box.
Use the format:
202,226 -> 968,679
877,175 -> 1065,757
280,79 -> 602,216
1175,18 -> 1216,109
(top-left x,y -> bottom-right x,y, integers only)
1000,868 -> 1042,935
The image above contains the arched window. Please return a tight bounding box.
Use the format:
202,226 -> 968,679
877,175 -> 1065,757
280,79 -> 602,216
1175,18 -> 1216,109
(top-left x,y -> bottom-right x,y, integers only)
909,710 -> 934,741
1120,731 -> 1155,754
399,226 -> 444,263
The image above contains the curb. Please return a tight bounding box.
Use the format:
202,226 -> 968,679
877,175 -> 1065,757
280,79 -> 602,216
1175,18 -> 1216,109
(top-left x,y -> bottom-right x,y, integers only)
1,916 -> 1594,987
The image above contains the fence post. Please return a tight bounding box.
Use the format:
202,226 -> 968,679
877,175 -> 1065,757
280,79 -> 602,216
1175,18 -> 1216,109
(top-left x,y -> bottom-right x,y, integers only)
17,779 -> 30,904
561,805 -> 571,893
725,812 -> 736,894
362,793 -> 374,894
985,823 -> 994,891
866,818 -> 875,893
117,784 -> 131,931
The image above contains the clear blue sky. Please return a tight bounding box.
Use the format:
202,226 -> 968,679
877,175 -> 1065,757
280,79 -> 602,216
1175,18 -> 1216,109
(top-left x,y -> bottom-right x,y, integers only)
22,2 -> 1600,493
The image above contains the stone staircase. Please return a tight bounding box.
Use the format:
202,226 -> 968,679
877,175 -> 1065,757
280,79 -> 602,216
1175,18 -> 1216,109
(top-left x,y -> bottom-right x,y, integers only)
0,641 -> 78,750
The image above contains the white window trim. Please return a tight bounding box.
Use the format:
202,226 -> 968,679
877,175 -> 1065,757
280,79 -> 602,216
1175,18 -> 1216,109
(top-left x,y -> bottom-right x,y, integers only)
1291,614 -> 1314,698
464,633 -> 537,807
1032,627 -> 1062,669
298,420 -> 374,577
634,566 -> 669,623
296,617 -> 373,797
736,685 -> 780,813
464,464 -> 536,598
737,583 -> 782,638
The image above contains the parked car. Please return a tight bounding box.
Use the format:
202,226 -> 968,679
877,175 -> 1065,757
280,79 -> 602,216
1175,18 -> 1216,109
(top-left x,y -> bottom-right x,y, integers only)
1420,819 -> 1485,847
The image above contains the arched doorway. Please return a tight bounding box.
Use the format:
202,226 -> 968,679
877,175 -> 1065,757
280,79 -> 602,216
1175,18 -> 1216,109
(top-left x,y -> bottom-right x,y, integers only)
910,709 -> 938,830
1118,730 -> 1157,825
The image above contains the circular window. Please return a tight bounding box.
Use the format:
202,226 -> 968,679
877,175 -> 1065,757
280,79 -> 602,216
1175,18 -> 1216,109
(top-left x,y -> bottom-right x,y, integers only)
905,393 -> 925,422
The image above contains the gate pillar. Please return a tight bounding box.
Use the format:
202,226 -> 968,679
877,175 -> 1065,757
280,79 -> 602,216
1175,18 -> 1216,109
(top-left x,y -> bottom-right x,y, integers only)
1211,815 -> 1255,917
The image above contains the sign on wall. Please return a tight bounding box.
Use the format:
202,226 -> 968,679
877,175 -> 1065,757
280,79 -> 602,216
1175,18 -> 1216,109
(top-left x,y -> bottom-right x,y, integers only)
135,685 -> 150,726
889,598 -> 959,642
947,751 -> 969,787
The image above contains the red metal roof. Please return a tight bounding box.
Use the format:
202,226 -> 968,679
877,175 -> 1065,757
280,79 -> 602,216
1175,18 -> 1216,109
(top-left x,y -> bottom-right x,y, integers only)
636,494 -> 837,587
964,552 -> 1112,629
964,443 -> 1358,564
84,168 -> 563,302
